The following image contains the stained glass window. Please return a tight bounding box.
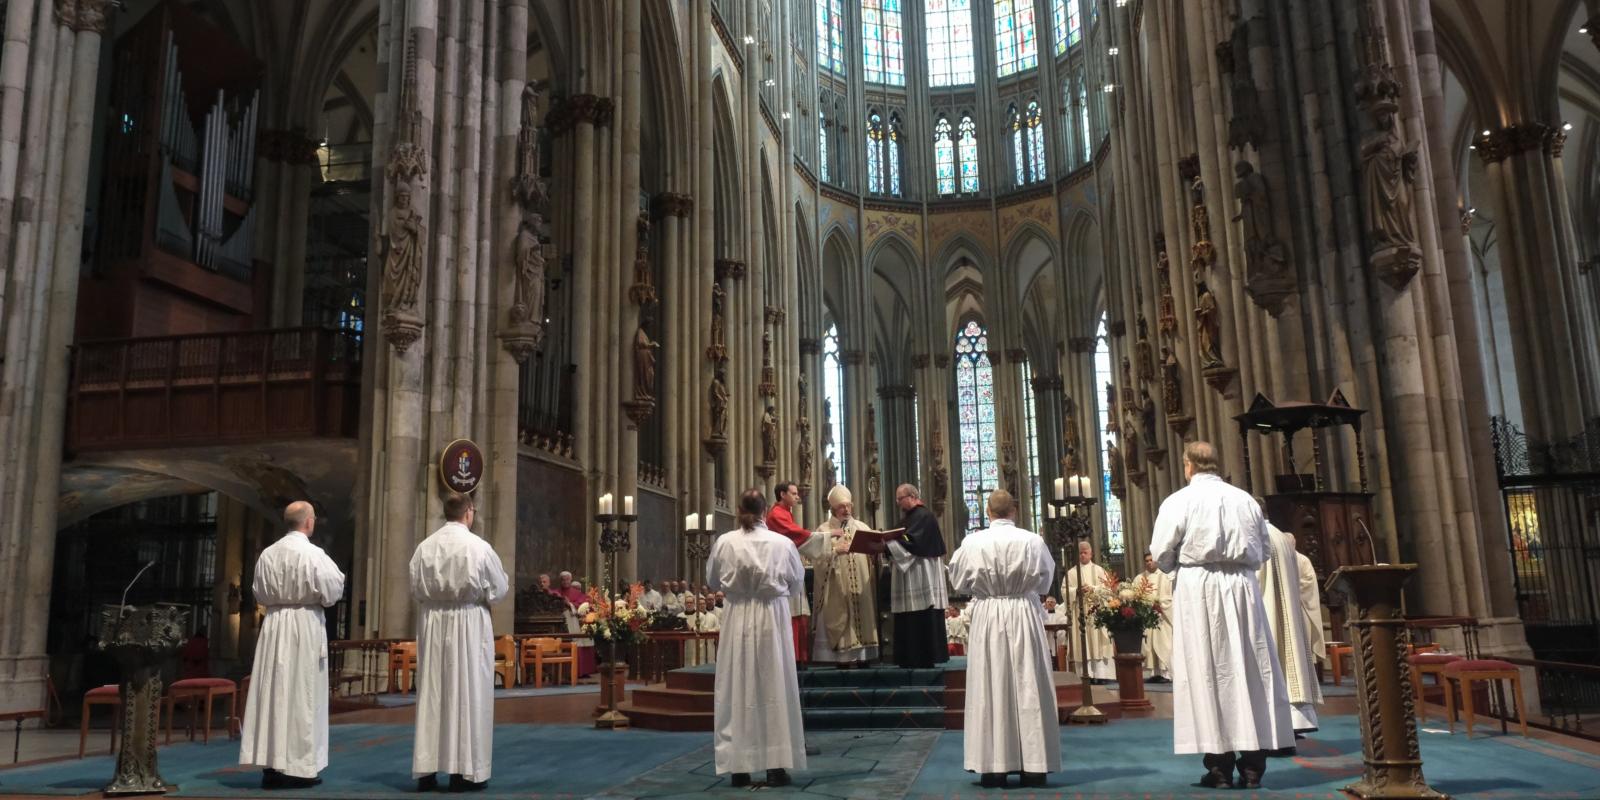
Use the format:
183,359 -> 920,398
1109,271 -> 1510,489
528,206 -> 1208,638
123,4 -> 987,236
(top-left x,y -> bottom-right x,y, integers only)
994,0 -> 1038,77
955,320 -> 998,534
824,322 -> 848,488
1053,0 -> 1082,55
958,114 -> 979,193
817,0 -> 845,74
1094,314 -> 1123,554
1027,99 -> 1046,181
867,112 -> 885,194
926,0 -> 975,86
1010,105 -> 1025,186
935,116 -> 956,196
888,114 -> 903,197
1021,360 -> 1042,527
819,108 -> 830,182
1079,80 -> 1092,163
863,0 -> 904,85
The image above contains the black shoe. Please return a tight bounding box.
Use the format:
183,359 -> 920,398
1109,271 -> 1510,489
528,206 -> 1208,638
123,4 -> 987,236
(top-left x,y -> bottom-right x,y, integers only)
979,772 -> 1006,788
730,773 -> 752,787
272,773 -> 321,789
261,770 -> 284,790
1240,774 -> 1262,789
448,774 -> 488,792
418,774 -> 439,792
1268,746 -> 1297,757
1199,770 -> 1234,789
765,768 -> 791,786
1020,772 -> 1047,787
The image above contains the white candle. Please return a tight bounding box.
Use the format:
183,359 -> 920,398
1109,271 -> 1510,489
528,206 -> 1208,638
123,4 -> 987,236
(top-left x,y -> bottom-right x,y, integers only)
685,513 -> 698,531
624,495 -> 635,516
598,493 -> 613,516
706,512 -> 714,531
1047,504 -> 1058,519
1053,477 -> 1065,501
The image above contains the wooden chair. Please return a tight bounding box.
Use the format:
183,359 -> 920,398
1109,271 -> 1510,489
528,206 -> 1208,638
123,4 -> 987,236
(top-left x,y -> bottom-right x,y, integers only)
523,637 -> 577,687
165,677 -> 237,745
1442,659 -> 1528,738
1327,642 -> 1354,685
388,641 -> 418,693
493,635 -> 517,689
79,685 -> 122,758
1408,653 -> 1463,722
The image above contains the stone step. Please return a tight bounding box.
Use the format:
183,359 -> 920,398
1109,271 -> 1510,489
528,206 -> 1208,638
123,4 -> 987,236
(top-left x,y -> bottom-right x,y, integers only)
628,686 -> 713,713
800,686 -> 944,709
802,706 -> 947,730
795,666 -> 948,689
615,703 -> 712,732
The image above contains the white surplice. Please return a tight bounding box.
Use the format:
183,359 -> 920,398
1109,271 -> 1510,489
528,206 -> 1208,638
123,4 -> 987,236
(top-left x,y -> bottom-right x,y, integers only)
238,532 -> 346,779
640,589 -> 664,612
1134,568 -> 1174,679
1258,525 -> 1323,732
947,519 -> 1062,775
1150,473 -> 1292,755
409,522 -> 510,782
1061,563 -> 1115,680
1297,551 -> 1327,667
680,610 -> 720,665
663,591 -> 684,614
945,613 -> 969,646
706,523 -> 807,776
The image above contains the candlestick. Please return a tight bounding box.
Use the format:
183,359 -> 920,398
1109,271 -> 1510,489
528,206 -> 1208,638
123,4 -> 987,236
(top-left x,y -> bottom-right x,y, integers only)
685,513 -> 698,532
623,495 -> 635,517
1054,477 -> 1065,501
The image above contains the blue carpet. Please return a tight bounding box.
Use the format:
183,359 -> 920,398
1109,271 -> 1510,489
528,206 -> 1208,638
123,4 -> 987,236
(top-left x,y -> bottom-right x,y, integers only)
4,714 -> 1598,798
375,684 -> 599,708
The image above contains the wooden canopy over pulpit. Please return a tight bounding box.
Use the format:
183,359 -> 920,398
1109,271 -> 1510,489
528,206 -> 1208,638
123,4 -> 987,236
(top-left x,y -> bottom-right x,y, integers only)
1235,391 -> 1378,642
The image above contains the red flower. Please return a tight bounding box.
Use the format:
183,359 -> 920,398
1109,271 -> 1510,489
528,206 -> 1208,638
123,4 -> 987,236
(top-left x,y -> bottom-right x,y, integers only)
1121,606 -> 1136,618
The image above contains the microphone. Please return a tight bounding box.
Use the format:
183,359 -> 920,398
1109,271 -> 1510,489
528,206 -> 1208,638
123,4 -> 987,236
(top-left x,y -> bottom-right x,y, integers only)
120,561 -> 157,615
1355,518 -> 1383,565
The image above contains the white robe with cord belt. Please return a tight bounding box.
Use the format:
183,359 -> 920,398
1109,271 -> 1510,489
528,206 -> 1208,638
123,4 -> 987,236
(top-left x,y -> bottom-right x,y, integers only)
409,522 -> 510,783
238,532 -> 346,779
947,518 -> 1062,775
1149,473 -> 1292,755
707,523 -> 807,776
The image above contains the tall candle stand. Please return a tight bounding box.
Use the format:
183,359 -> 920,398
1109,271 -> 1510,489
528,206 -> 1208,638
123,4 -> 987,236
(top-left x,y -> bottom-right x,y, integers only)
1049,484 -> 1106,725
595,494 -> 636,729
683,513 -> 716,588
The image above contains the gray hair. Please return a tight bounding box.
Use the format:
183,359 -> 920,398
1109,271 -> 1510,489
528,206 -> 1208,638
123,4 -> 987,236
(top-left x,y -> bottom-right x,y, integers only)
896,484 -> 921,500
559,570 -> 573,580
283,501 -> 315,529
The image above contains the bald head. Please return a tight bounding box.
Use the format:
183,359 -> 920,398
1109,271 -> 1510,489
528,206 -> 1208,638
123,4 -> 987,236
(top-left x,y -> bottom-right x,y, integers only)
284,501 -> 316,534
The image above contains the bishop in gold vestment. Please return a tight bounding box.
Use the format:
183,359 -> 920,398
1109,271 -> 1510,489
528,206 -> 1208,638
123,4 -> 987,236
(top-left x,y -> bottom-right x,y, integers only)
812,485 -> 880,664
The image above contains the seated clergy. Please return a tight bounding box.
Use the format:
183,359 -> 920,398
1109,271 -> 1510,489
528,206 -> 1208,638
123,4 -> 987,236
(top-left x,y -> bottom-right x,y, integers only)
640,580 -> 664,612
1042,596 -> 1070,670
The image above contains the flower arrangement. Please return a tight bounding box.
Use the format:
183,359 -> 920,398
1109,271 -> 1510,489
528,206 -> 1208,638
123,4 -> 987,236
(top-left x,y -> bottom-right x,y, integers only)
580,583 -> 650,649
1083,571 -> 1164,634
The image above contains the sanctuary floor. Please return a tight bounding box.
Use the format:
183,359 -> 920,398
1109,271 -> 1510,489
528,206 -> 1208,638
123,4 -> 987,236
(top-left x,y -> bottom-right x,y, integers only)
4,681 -> 1598,799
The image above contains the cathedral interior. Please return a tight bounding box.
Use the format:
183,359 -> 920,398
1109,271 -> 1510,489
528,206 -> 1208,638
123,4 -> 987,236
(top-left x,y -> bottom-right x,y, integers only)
1,0 -> 1599,765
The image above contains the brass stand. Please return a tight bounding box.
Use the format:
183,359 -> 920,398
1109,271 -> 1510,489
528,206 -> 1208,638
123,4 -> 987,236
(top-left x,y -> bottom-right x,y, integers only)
595,510 -> 637,730
1048,495 -> 1105,725
98,604 -> 190,795
1328,565 -> 1448,800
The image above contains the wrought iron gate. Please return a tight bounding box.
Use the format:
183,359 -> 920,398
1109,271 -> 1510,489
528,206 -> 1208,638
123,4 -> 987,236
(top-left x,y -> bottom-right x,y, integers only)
1491,417 -> 1600,663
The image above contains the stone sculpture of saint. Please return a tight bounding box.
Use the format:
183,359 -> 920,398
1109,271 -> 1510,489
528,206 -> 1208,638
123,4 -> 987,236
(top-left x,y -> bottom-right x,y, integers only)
865,453 -> 882,516
709,373 -> 729,438
1107,439 -> 1123,489
761,406 -> 779,464
709,282 -> 727,351
384,181 -> 425,312
797,416 -> 814,485
1232,161 -> 1288,282
634,322 -> 660,402
1135,317 -> 1156,383
512,215 -> 545,323
1360,105 -> 1418,249
1122,406 -> 1142,470
1195,281 -> 1224,368
824,453 -> 838,492
1140,389 -> 1160,449
1161,346 -> 1183,412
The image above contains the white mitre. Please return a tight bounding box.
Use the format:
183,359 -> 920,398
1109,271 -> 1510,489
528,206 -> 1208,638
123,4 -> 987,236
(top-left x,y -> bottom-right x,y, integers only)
827,484 -> 853,509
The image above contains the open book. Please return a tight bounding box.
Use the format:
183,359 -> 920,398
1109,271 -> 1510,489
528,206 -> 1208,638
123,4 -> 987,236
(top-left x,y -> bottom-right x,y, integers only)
845,528 -> 907,556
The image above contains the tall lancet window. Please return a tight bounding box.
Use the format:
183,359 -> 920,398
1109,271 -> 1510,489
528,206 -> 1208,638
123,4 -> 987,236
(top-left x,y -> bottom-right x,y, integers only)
934,115 -> 956,196
955,319 -> 998,534
867,112 -> 885,193
1078,80 -> 1091,164
863,0 -> 905,85
1009,102 -> 1048,186
823,322 -> 848,487
1053,0 -> 1081,55
926,0 -> 975,86
1010,104 -> 1025,186
867,111 -> 903,197
817,0 -> 845,74
1027,100 -> 1046,180
887,113 -> 903,197
1094,313 -> 1123,554
958,114 -> 980,193
1021,359 -> 1041,526
993,0 -> 1038,77
819,108 -> 830,182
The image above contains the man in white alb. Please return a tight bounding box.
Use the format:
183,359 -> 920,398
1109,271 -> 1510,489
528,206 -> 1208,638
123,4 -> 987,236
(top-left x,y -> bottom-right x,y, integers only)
639,580 -> 664,612
410,492 -> 510,792
1062,541 -> 1115,680
238,501 -> 346,789
1042,596 -> 1070,670
947,490 -> 1061,789
1135,554 -> 1174,680
1149,442 -> 1292,790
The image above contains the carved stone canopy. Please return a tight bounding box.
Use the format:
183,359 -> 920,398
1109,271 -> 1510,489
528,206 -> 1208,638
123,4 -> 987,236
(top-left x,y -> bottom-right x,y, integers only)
798,337 -> 821,356
1178,154 -> 1202,184
1108,320 -> 1127,338
934,354 -> 952,369
1476,122 -> 1557,165
1005,348 -> 1028,363
651,192 -> 695,219
911,353 -> 931,369
1068,336 -> 1095,354
877,384 -> 917,400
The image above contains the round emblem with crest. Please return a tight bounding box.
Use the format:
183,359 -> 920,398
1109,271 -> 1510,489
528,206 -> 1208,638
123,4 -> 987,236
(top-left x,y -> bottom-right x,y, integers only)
439,439 -> 485,494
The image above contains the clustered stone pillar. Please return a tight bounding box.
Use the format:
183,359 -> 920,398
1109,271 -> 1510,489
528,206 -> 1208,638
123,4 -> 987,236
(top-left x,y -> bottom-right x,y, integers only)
0,0 -> 118,715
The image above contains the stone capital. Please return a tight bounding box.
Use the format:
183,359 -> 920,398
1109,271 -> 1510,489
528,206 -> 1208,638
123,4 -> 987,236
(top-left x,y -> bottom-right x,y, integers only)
1477,123 -> 1556,164
877,384 -> 916,400
56,0 -> 115,34
798,337 -> 821,356
842,350 -> 865,366
934,354 -> 951,369
764,305 -> 786,325
911,353 -> 930,369
1005,348 -> 1028,364
1068,336 -> 1095,354
1108,320 -> 1127,338
652,192 -> 695,218
1030,375 -> 1064,392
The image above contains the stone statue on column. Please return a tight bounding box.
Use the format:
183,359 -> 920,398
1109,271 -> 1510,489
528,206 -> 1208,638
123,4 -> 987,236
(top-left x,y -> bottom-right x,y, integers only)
383,180 -> 425,315
1107,439 -> 1125,498
1195,280 -> 1225,369
1161,346 -> 1183,412
503,80 -> 549,362
709,370 -> 729,440
1061,396 -> 1081,475
511,214 -> 545,325
761,405 -> 779,465
1354,0 -> 1421,289
706,281 -> 727,362
1122,405 -> 1142,473
1139,388 -> 1161,454
866,451 -> 882,521
1222,19 -> 1265,150
797,414 -> 814,487
1135,316 -> 1156,383
1106,382 -> 1119,433
1232,160 -> 1294,313
1155,238 -> 1178,339
633,320 -> 659,403
824,454 -> 838,493
930,415 -> 949,515
758,330 -> 777,397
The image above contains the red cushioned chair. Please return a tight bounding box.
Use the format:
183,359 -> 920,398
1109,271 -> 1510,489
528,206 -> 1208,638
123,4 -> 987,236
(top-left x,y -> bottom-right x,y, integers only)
165,677 -> 237,745
79,685 -> 122,758
1442,659 -> 1527,738
1407,652 -> 1463,722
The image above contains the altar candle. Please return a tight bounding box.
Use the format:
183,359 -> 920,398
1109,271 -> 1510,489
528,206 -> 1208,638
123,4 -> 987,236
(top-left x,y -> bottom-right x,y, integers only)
685,513 -> 698,532
1054,477 -> 1065,501
598,493 -> 613,516
624,495 -> 635,516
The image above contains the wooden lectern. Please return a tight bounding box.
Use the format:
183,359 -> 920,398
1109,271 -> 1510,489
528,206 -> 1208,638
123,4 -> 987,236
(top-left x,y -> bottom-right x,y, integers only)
1235,391 -> 1377,643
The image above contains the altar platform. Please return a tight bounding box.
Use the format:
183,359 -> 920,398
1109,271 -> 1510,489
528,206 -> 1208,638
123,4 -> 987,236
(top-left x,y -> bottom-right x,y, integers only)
620,657 -> 1108,732
3,714 -> 1598,799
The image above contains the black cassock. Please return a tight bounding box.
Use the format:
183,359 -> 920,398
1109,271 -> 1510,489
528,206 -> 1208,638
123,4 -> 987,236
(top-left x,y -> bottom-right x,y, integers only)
891,504 -> 949,668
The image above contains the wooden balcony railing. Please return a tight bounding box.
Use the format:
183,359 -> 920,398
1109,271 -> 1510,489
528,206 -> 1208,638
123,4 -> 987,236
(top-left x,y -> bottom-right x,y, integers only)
68,327 -> 362,452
